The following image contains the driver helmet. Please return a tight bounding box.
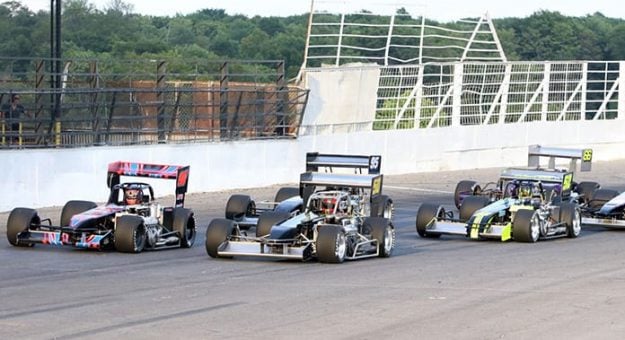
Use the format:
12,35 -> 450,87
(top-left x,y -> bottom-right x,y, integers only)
321,197 -> 337,215
518,182 -> 533,199
123,186 -> 143,205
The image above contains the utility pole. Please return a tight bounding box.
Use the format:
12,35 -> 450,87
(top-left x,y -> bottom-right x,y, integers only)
50,0 -> 62,145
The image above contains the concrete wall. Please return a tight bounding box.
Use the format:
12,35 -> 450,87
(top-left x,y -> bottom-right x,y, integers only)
2,119 -> 624,212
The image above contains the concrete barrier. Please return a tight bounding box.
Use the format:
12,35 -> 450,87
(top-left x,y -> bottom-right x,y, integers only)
1,119 -> 624,212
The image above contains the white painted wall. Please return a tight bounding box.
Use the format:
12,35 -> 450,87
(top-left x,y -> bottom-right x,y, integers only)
2,119 -> 624,212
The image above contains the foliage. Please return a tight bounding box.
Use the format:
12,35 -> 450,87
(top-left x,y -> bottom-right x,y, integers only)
1,1 -> 625,79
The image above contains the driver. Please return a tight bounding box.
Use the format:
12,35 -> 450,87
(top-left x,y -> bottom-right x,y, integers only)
123,186 -> 143,205
518,182 -> 533,200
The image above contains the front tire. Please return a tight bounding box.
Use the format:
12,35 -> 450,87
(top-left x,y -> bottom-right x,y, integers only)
7,208 -> 39,247
60,200 -> 97,227
274,187 -> 300,203
575,181 -> 600,203
513,209 -> 540,243
588,189 -> 619,209
115,215 -> 146,253
366,217 -> 395,257
316,226 -> 346,263
225,195 -> 255,221
415,203 -> 443,238
459,196 -> 490,222
454,180 -> 479,209
205,218 -> 235,258
173,208 -> 196,248
256,211 -> 290,238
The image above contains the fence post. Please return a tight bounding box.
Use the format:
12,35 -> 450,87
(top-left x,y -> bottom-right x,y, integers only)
156,60 -> 167,143
619,61 -> 625,120
220,61 -> 229,140
89,60 -> 102,144
451,63 -> 463,127
275,60 -> 286,136
34,59 -> 46,145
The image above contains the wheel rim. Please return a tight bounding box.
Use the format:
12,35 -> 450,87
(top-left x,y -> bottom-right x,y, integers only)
134,226 -> 146,251
186,225 -> 195,242
572,209 -> 581,236
384,203 -> 394,219
530,213 -> 540,241
383,225 -> 393,253
336,232 -> 346,260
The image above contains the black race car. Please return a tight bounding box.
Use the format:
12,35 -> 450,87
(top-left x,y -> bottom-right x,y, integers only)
205,153 -> 394,263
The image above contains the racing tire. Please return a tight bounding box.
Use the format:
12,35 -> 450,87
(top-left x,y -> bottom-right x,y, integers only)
371,195 -> 394,219
454,180 -> 480,209
513,209 -> 540,243
7,208 -> 39,247
316,225 -> 347,263
559,202 -> 581,238
205,218 -> 235,258
575,181 -> 600,203
256,211 -> 290,238
274,187 -> 300,203
366,217 -> 395,257
173,208 -> 196,248
588,189 -> 619,210
415,203 -> 443,238
459,196 -> 490,222
225,195 -> 255,221
115,215 -> 146,253
60,200 -> 97,227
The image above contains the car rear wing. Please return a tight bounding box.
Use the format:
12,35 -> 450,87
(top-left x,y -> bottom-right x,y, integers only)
107,161 -> 190,207
299,171 -> 383,202
527,145 -> 592,172
500,167 -> 574,198
305,152 -> 381,174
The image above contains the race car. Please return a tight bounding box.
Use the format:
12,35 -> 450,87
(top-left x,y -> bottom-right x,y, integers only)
6,161 -> 196,253
578,185 -> 625,228
205,170 -> 395,263
222,152 -> 390,230
416,145 -> 589,242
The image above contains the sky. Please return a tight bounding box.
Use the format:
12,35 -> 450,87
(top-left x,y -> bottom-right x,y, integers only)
17,0 -> 625,21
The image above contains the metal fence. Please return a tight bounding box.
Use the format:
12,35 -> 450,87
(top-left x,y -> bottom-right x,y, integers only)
0,57 -> 309,148
302,4 -> 506,68
374,61 -> 622,130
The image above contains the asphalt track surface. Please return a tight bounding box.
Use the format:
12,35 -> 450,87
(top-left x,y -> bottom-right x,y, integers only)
2,161 -> 625,339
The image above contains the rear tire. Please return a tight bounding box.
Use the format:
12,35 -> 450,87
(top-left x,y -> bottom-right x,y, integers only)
173,208 -> 196,248
454,180 -> 480,209
316,226 -> 346,263
459,196 -> 490,222
559,203 -> 581,238
256,211 -> 290,237
225,195 -> 255,221
513,209 -> 540,243
371,195 -> 393,219
415,203 -> 443,238
7,208 -> 39,247
274,187 -> 300,203
60,200 -> 97,227
115,215 -> 146,253
366,217 -> 395,257
205,218 -> 235,258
